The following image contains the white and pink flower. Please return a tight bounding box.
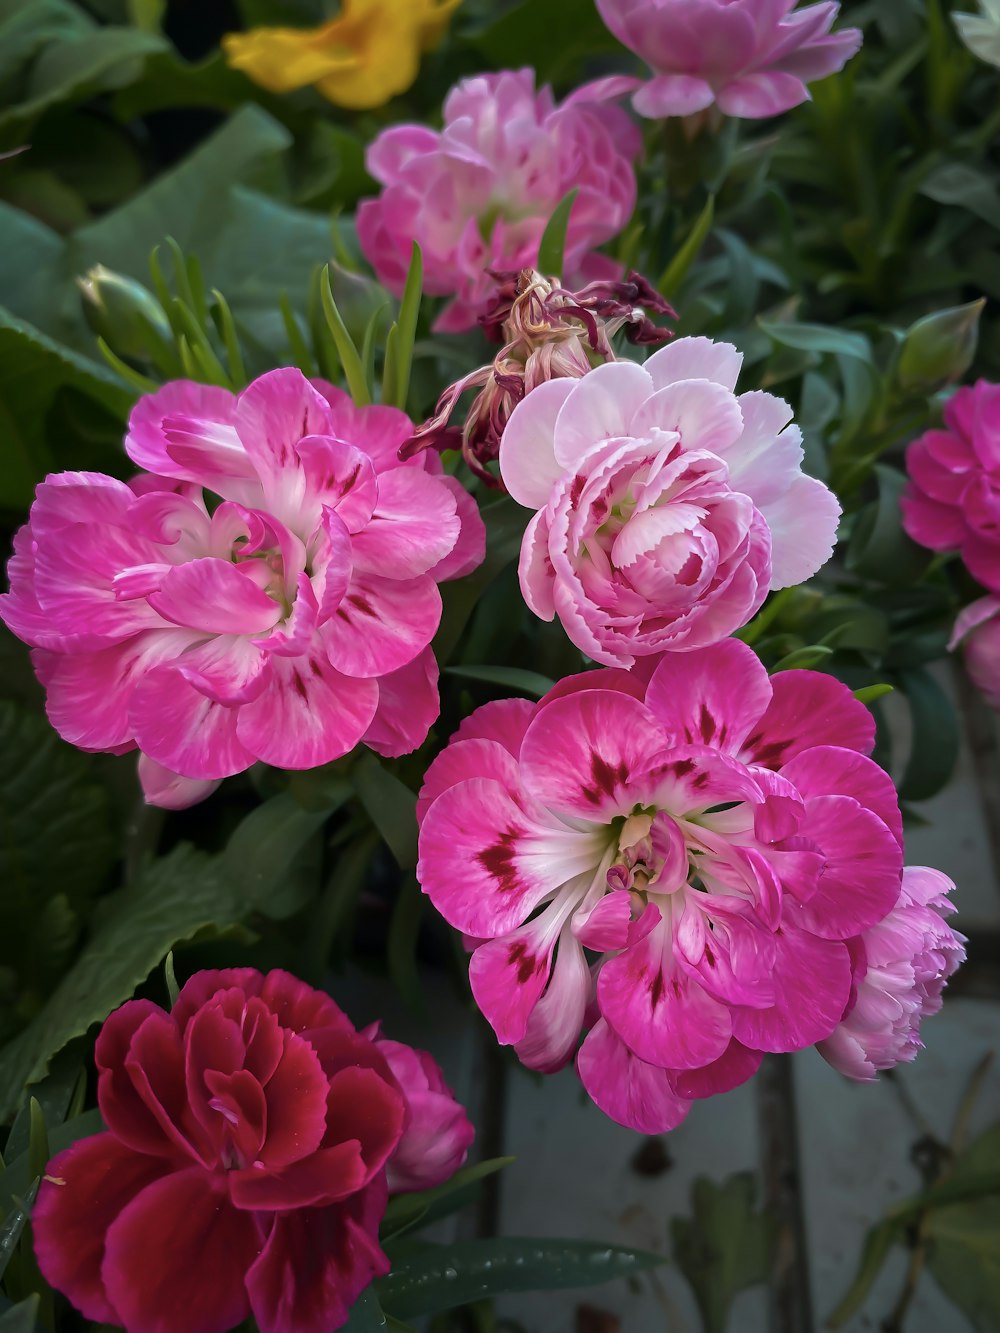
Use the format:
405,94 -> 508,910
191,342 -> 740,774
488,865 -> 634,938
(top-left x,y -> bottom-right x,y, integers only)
818,867 -> 965,1081
415,640 -> 960,1133
357,70 -> 642,333
0,370 -> 484,806
499,336 -> 841,666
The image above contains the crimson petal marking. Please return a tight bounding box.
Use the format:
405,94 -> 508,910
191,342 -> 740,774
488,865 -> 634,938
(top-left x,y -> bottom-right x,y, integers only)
743,669 -> 875,768
325,572 -> 441,677
644,638 -> 773,755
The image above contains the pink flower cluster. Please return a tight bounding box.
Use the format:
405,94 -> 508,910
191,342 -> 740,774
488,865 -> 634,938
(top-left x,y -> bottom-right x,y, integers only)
500,336 -> 841,665
358,70 -> 642,332
33,969 -> 473,1333
0,370 -> 484,808
594,0 -> 862,119
416,640 -> 963,1132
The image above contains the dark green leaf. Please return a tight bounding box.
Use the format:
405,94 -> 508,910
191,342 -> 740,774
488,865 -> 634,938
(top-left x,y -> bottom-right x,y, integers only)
382,1158 -> 515,1241
921,163 -> 1000,230
770,645 -> 834,671
387,877 -> 425,1013
537,189 -> 579,281
658,196 -> 715,300
444,665 -> 555,698
898,667 -> 960,802
0,1181 -> 35,1281
464,0 -> 623,84
846,465 -> 931,586
827,1218 -> 903,1328
377,1239 -> 665,1318
758,319 -> 872,361
352,754 -> 418,870
222,791 -> 344,920
0,1109 -> 102,1223
342,1289 -> 387,1331
435,498 -> 525,662
671,1172 -> 775,1333
0,1295 -> 40,1331
926,1199 -> 1000,1331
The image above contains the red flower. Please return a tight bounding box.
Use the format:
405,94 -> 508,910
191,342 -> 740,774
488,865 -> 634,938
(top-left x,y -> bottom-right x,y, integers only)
32,969 -> 406,1333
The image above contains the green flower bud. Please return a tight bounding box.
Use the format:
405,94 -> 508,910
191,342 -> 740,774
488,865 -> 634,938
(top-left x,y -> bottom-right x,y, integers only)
76,265 -> 171,363
895,298 -> 986,396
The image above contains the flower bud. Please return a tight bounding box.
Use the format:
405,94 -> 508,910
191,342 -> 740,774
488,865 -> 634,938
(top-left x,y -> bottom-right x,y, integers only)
76,265 -> 171,363
895,298 -> 985,396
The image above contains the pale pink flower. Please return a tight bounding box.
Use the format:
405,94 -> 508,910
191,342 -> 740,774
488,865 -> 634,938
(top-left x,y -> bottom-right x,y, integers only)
406,267 -> 674,483
902,381 -> 1000,592
357,70 -> 642,333
499,336 -> 841,666
1,371 -> 484,805
374,1036 -> 475,1192
949,595 -> 1000,710
594,0 -> 862,120
818,868 -> 965,1081
416,639 -> 919,1133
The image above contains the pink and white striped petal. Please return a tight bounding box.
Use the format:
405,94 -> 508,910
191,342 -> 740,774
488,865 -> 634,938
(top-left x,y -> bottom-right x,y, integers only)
576,1019 -> 692,1134
325,573 -> 440,677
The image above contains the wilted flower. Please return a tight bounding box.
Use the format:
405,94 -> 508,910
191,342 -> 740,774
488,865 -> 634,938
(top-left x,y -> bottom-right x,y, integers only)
901,380 -> 1000,592
222,0 -> 462,110
954,0 -> 1000,67
416,640 -> 929,1133
818,868 -> 965,1081
373,1036 -> 475,1192
949,595 -> 1000,709
499,335 -> 840,665
407,268 -> 675,482
357,70 -> 642,332
594,0 -> 862,119
32,970 -> 407,1333
0,370 -> 484,807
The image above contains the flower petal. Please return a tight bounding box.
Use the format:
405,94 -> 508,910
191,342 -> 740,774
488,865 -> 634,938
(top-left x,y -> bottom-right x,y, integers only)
552,361 -> 655,471
742,669 -> 876,767
576,1018 -> 692,1133
499,378 -> 577,507
326,573 -> 441,676
644,639 -> 772,755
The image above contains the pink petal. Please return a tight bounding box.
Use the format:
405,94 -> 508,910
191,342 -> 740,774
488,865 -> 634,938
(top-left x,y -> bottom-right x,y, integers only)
791,794 -> 903,940
230,1143 -> 367,1210
515,934 -> 591,1073
351,467 -> 460,577
126,381 -> 239,481
628,379 -> 744,454
573,889 -> 634,951
469,923 -> 555,1045
499,378 -> 577,508
325,573 -> 441,676
576,1018 -> 692,1133
518,508 -> 557,621
101,1171 -> 260,1333
131,666 -> 255,780
632,74 -> 716,118
138,755 -> 221,809
236,651 -> 379,770
148,558 -> 281,635
671,1039 -> 762,1100
363,646 -> 440,759
780,745 -> 903,848
426,475 -> 486,581
552,361 -> 655,472
234,368 -> 332,489
759,472 -> 841,589
644,639 -> 772,755
417,737 -> 522,827
743,669 -> 876,767
643,337 -> 743,393
453,695 -> 536,753
716,71 -> 810,118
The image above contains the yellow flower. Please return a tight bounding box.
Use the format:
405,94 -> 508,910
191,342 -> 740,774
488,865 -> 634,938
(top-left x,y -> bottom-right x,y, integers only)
222,0 -> 462,110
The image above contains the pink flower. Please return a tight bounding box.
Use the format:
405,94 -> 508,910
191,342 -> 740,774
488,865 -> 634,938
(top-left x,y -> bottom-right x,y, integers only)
0,371 -> 485,805
594,0 -> 862,120
818,868 -> 965,1081
357,70 -> 642,333
949,595 -> 1000,709
902,381 -> 1000,592
374,1037 -> 475,1192
499,337 -> 841,666
32,969 -> 407,1333
416,639 -> 928,1133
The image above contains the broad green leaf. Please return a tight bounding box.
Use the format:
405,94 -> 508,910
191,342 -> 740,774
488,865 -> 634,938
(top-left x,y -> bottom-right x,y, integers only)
342,1289 -> 387,1331
846,465 -> 931,586
382,1158 -> 515,1240
352,754 -> 418,870
0,203 -> 66,335
671,1172 -> 775,1333
658,196 -> 715,300
759,318 -> 872,361
435,498 -> 526,662
926,1198 -> 1000,1331
0,847 -> 242,1118
537,189 -> 579,281
377,1238 -> 665,1318
444,665 -> 555,698
827,1218 -> 903,1328
0,1295 -> 40,1331
464,0 -> 623,82
921,163 -> 1000,231
222,791 -> 345,920
897,667 -> 960,802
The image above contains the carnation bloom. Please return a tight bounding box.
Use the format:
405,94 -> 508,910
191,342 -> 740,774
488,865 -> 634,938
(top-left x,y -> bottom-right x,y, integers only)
954,0 -> 1000,67
357,70 -> 642,332
416,639 -> 932,1133
407,267 -> 675,483
594,0 -> 862,119
499,336 -> 841,666
222,0 -> 461,109
373,1036 -> 475,1192
32,970 -> 407,1333
0,370 -> 484,807
949,595 -> 1000,709
902,380 -> 1000,591
818,868 -> 965,1081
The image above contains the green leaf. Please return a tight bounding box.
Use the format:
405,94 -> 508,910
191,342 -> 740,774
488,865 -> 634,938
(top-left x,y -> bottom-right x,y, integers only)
671,1172 -> 775,1333
382,244 -> 423,411
0,1182 -> 36,1282
222,791 -> 344,920
758,319 -> 872,361
444,665 -> 555,699
771,645 -> 834,672
382,1158 -> 515,1240
321,265 -> 371,405
921,162 -> 1000,230
377,1238 -> 665,1319
537,189 -> 579,281
0,1108 -> 103,1223
846,465 -> 931,586
0,1295 -> 40,1331
854,684 -> 895,705
342,1290 -> 387,1331
827,1218 -> 903,1328
351,754 -> 418,870
0,847 -> 243,1118
464,0 -> 622,83
897,667 -> 960,802
926,1198 -> 1000,1331
658,196 -> 715,300
435,498 -> 526,662
387,877 -> 424,1013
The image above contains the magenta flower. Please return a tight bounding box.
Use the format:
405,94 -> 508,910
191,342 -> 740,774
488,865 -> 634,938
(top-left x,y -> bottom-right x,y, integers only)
416,639 -> 927,1133
499,336 -> 841,666
32,969 -> 406,1333
949,595 -> 1000,709
0,371 -> 484,805
594,0 -> 862,120
373,1036 -> 475,1192
902,380 -> 1000,592
357,70 -> 642,333
818,868 -> 965,1081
